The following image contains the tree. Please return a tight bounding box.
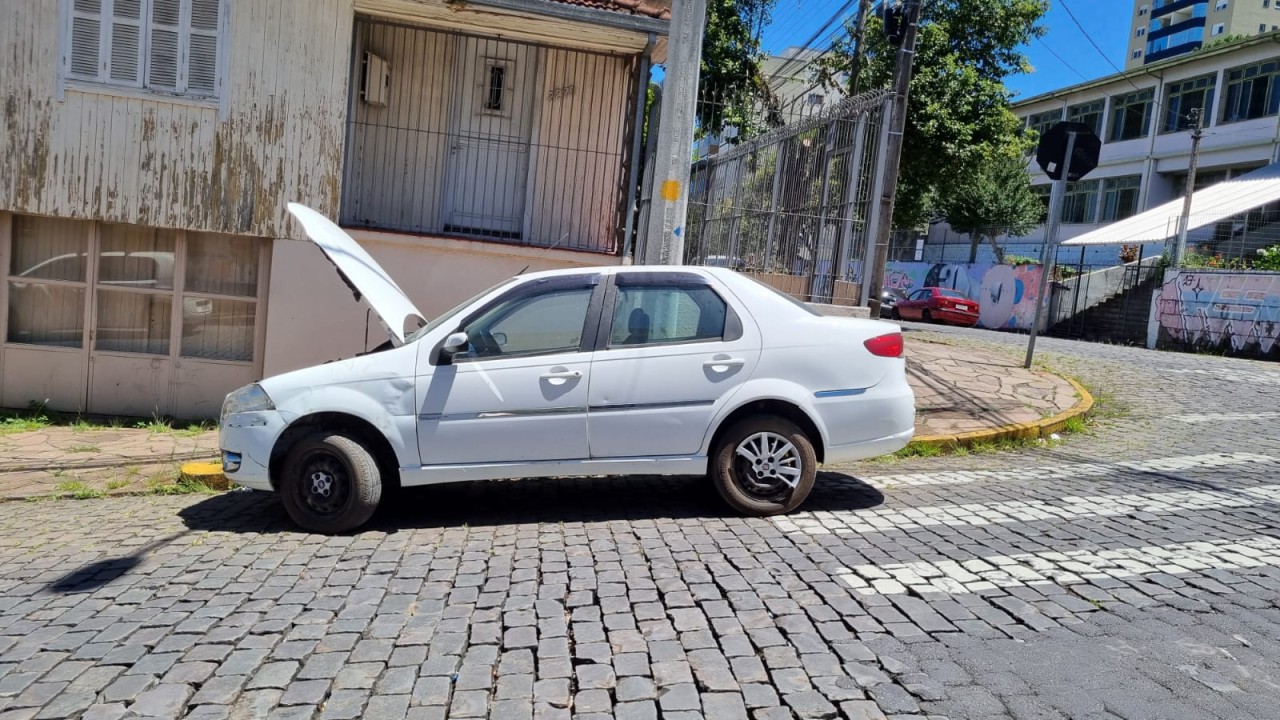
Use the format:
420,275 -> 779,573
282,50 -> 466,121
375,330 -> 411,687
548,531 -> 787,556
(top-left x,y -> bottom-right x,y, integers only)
939,150 -> 1043,263
696,0 -> 782,141
815,0 -> 1048,227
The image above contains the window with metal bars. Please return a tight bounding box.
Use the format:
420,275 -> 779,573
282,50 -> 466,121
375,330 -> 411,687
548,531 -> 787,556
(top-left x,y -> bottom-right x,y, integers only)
64,0 -> 223,98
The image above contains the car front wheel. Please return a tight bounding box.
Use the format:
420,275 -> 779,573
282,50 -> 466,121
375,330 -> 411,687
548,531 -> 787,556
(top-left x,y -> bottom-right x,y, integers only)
711,415 -> 817,516
281,432 -> 382,534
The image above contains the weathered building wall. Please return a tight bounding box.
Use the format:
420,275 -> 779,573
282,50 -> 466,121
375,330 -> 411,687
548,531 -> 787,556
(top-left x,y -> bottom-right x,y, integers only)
0,0 -> 352,238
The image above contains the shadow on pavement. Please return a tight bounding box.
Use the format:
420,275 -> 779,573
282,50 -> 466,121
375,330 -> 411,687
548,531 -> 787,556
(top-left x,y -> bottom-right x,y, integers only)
176,472 -> 886,535
47,532 -> 189,594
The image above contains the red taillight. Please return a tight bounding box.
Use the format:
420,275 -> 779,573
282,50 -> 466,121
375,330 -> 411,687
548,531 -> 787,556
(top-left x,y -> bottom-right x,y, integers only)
864,332 -> 904,358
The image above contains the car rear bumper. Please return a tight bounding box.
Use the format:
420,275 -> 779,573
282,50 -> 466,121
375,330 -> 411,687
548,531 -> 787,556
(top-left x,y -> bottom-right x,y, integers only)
826,426 -> 915,463
813,369 -> 915,463
935,308 -> 979,326
219,410 -> 287,492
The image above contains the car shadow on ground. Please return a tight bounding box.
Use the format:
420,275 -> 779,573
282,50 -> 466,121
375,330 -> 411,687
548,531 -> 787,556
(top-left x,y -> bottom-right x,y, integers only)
176,472 -> 886,535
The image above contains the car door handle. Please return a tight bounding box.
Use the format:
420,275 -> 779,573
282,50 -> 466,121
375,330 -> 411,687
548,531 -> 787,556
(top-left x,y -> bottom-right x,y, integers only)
704,357 -> 746,372
541,369 -> 582,383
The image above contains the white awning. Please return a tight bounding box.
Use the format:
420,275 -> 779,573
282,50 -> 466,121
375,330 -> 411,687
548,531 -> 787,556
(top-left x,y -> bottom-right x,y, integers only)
1061,162 -> 1280,246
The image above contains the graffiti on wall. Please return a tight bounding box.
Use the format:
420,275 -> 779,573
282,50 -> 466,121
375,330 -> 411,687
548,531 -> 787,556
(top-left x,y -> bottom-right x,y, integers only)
885,262 -> 1045,330
1154,271 -> 1280,358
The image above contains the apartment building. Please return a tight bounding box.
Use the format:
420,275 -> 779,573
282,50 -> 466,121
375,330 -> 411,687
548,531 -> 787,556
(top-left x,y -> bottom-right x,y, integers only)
1128,0 -> 1280,68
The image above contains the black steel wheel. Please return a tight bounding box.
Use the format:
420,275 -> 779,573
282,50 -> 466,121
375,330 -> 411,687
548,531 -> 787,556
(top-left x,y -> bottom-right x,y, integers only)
281,432 -> 381,534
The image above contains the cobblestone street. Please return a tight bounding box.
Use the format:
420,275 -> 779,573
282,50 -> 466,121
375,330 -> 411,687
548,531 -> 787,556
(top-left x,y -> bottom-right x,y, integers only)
3,328 -> 1280,719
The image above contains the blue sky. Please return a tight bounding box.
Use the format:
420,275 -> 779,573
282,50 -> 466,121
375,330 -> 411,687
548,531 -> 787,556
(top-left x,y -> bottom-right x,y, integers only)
758,0 -> 1132,100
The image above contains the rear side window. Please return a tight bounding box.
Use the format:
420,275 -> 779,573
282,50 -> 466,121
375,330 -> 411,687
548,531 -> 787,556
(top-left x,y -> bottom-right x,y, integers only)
936,288 -> 966,299
610,285 -> 727,347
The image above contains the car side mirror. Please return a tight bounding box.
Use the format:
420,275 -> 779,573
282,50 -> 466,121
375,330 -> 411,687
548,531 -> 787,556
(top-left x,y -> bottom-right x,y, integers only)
441,331 -> 469,360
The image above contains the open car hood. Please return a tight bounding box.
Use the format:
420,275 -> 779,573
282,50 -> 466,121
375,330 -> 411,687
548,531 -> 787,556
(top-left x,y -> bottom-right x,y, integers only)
287,203 -> 426,345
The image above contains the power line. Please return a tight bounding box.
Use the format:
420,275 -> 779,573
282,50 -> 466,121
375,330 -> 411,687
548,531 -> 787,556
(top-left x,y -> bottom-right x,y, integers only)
766,0 -> 859,83
1033,37 -> 1089,83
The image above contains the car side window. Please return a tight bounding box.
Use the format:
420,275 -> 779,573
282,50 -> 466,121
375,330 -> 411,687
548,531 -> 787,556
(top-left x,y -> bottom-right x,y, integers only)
456,287 -> 594,360
609,284 -> 727,347
910,290 -> 929,301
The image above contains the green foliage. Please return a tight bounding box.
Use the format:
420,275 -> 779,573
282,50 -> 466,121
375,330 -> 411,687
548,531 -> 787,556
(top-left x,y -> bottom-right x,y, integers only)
1003,254 -> 1039,265
939,150 -> 1044,261
697,0 -> 781,140
1182,250 -> 1251,270
816,0 -> 1048,227
54,480 -> 104,500
1256,244 -> 1280,271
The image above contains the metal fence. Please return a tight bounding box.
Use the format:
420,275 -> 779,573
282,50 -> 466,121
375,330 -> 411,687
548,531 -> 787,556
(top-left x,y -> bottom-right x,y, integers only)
683,90 -> 892,304
340,18 -> 644,254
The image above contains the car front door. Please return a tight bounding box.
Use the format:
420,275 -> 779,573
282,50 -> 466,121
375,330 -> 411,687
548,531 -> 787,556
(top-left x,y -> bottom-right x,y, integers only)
586,272 -> 762,459
416,274 -> 603,465
902,289 -> 929,320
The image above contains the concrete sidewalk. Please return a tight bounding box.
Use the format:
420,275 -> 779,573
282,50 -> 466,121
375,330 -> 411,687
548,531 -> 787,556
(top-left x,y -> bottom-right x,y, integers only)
0,336 -> 1086,500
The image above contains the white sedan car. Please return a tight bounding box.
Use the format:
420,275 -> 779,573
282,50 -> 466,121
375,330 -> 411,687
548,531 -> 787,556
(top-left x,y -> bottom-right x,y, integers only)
219,204 -> 915,533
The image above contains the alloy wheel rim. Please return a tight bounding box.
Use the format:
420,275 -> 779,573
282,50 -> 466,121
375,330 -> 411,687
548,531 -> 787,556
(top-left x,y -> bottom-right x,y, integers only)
733,431 -> 802,502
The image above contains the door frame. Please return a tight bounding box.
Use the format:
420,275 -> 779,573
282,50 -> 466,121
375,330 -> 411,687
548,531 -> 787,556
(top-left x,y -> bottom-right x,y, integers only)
442,36 -> 541,239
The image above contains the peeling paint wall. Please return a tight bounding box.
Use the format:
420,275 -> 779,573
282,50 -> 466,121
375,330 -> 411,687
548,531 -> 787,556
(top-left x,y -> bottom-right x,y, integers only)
0,1 -> 353,238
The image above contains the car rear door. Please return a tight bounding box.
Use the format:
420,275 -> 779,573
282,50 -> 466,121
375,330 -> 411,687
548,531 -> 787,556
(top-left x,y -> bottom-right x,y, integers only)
586,271 -> 761,458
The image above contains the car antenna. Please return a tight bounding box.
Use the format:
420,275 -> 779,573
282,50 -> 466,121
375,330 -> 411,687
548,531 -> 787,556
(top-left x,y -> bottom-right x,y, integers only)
517,265 -> 530,275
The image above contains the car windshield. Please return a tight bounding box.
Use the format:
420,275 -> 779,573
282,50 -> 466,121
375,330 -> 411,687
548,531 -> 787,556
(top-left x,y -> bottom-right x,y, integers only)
936,288 -> 966,299
404,277 -> 516,344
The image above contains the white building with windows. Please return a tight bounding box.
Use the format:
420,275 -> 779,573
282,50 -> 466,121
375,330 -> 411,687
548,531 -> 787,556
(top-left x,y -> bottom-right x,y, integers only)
930,33 -> 1280,263
0,0 -> 670,418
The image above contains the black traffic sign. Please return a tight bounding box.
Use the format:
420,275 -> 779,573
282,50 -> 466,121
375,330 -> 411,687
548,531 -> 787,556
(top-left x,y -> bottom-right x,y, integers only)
1036,121 -> 1101,181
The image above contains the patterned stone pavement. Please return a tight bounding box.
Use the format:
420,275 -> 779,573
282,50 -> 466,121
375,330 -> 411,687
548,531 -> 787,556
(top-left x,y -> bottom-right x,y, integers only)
2,326 -> 1278,719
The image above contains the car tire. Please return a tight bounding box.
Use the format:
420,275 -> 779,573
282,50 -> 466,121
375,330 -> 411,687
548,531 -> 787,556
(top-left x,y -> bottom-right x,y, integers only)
891,307 -> 901,321
280,432 -> 382,534
711,415 -> 817,516
922,309 -> 933,323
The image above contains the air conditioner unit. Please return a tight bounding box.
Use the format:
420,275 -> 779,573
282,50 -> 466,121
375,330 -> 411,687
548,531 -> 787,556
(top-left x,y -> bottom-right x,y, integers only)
362,51 -> 390,107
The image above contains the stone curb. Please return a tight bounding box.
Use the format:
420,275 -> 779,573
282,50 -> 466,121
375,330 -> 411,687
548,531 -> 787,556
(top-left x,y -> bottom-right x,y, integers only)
911,376 -> 1095,449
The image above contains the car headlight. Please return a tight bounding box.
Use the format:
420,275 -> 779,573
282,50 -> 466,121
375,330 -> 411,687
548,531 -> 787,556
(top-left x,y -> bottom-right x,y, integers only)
221,384 -> 274,422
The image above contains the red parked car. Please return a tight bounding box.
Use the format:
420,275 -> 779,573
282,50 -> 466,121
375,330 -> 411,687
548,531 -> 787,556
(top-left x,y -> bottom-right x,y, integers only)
893,287 -> 980,326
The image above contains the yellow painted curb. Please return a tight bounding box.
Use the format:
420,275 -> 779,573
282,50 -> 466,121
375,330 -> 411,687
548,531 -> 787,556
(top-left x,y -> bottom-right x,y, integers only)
911,376 -> 1095,449
179,460 -> 230,490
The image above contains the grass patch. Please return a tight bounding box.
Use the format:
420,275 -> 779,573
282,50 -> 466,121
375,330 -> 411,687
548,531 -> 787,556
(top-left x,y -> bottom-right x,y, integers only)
54,480 -> 105,500
0,413 -> 51,435
175,421 -> 214,438
136,417 -> 174,434
145,476 -> 221,496
67,444 -> 101,453
893,441 -> 946,458
105,479 -> 131,491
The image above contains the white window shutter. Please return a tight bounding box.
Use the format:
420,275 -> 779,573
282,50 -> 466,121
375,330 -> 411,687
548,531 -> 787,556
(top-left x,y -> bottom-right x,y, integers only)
187,0 -> 220,95
69,0 -> 104,80
148,0 -> 182,90
108,0 -> 143,85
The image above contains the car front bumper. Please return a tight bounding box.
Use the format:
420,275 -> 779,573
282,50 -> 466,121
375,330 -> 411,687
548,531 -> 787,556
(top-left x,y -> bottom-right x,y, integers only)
219,410 -> 289,492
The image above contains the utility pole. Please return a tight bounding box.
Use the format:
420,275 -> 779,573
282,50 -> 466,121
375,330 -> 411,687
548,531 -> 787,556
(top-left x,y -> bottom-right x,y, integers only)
639,0 -> 708,265
865,0 -> 922,318
847,0 -> 872,95
1173,107 -> 1204,267
1024,132 -> 1076,369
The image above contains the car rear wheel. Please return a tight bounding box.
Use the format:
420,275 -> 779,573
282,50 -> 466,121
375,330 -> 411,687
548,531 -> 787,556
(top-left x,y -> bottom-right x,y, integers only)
281,432 -> 382,534
711,415 -> 817,516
